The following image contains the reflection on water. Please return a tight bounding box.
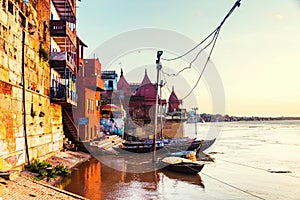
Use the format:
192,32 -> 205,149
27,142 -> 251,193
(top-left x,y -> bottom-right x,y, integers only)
97,154 -> 160,173
160,169 -> 205,188
58,157 -> 204,200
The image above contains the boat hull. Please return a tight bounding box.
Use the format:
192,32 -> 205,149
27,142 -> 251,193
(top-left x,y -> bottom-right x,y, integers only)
160,161 -> 204,175
112,145 -> 164,154
113,138 -> 216,154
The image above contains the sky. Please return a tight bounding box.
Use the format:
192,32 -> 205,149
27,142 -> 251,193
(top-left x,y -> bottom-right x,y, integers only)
76,0 -> 300,117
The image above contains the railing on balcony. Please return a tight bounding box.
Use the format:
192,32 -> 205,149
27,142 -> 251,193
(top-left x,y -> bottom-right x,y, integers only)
51,0 -> 76,23
50,85 -> 77,106
50,52 -> 76,72
50,20 -> 77,47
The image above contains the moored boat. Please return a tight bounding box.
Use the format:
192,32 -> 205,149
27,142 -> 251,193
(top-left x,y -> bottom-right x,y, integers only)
166,150 -> 197,159
159,156 -> 205,175
112,138 -> 216,154
112,143 -> 164,154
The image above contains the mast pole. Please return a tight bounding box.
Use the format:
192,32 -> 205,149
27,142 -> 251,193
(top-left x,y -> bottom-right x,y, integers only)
192,107 -> 198,138
153,51 -> 163,162
159,80 -> 164,140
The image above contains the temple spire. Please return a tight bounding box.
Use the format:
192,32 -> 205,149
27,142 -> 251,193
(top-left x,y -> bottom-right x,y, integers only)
172,85 -> 174,92
145,67 -> 147,75
120,68 -> 123,77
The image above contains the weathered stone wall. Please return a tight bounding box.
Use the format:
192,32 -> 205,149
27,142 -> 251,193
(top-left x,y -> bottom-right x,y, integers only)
0,0 -> 64,170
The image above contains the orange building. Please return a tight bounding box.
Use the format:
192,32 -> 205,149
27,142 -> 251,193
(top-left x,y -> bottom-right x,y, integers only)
74,58 -> 104,142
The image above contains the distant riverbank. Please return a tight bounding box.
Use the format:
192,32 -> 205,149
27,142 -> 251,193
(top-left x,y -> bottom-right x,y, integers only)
199,113 -> 300,122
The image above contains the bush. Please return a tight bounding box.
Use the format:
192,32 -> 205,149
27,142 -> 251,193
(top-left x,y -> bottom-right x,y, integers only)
25,159 -> 71,181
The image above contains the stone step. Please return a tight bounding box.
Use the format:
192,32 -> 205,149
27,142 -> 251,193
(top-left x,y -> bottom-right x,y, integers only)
101,137 -> 124,150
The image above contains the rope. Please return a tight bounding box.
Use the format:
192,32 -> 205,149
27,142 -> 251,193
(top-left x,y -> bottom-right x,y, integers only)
217,158 -> 300,179
161,0 -> 241,62
201,172 -> 266,200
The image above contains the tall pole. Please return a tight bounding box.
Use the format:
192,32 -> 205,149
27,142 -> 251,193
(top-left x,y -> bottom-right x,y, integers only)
153,51 -> 163,162
22,30 -> 30,164
159,80 -> 164,140
192,107 -> 198,138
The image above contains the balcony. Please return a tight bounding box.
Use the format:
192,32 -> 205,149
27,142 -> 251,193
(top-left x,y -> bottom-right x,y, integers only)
50,52 -> 76,73
51,0 -> 76,23
50,85 -> 77,106
50,20 -> 77,48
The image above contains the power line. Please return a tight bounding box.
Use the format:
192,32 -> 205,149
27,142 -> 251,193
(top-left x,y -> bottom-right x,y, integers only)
161,0 -> 241,79
162,30 -> 219,77
161,69 -> 171,92
161,0 -> 241,100
161,27 -> 219,62
181,29 -> 220,100
161,29 -> 219,100
162,0 -> 241,62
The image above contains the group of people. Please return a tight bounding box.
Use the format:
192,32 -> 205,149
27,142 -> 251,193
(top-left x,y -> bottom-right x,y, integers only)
100,118 -> 123,136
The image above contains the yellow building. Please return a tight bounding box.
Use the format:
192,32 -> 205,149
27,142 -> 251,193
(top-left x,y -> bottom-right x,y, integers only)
0,0 -> 79,170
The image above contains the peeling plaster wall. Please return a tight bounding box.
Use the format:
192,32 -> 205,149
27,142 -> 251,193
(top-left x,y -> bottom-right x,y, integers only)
0,0 -> 64,170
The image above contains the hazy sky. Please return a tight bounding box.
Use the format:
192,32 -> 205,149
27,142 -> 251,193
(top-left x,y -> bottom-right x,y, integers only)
76,0 -> 300,117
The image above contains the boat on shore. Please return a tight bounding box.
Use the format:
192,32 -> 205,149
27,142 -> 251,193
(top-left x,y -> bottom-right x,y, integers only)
159,156 -> 205,175
113,138 -> 216,154
112,144 -> 164,154
164,138 -> 215,153
166,150 -> 196,159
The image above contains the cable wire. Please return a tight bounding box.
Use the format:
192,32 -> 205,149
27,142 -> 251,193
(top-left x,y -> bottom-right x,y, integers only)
161,27 -> 219,62
161,0 -> 241,62
181,28 -> 220,100
161,0 -> 241,80
160,0 -> 241,100
162,30 -> 219,77
217,158 -> 300,179
161,69 -> 171,92
201,172 -> 267,200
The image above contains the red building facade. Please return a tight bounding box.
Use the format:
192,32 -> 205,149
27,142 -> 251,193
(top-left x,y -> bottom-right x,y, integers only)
168,86 -> 181,112
128,69 -> 166,124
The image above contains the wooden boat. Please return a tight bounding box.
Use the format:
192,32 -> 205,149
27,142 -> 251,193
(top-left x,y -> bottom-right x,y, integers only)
159,157 -> 205,175
121,137 -> 194,147
112,144 -> 164,154
166,150 -> 196,158
113,138 -> 216,154
163,138 -> 216,153
122,139 -> 166,147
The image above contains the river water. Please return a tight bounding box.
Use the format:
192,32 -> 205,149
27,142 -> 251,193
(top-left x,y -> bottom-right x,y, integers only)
58,120 -> 300,200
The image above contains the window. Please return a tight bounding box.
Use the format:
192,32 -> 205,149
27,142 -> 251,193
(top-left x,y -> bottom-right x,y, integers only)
87,99 -> 94,113
19,12 -> 26,28
8,1 -> 13,14
96,100 -> 100,111
108,80 -> 113,88
2,0 -> 7,10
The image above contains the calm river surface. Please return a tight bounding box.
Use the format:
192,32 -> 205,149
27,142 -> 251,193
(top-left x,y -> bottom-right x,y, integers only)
58,120 -> 300,200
